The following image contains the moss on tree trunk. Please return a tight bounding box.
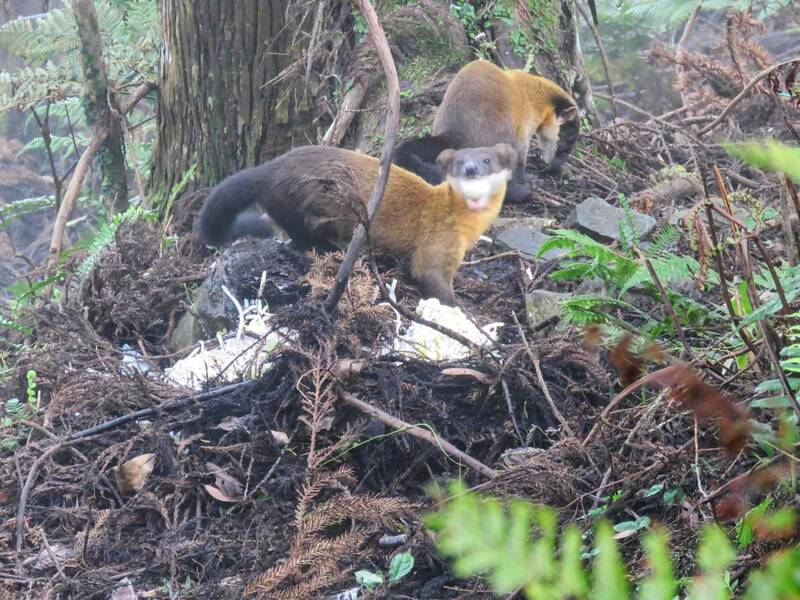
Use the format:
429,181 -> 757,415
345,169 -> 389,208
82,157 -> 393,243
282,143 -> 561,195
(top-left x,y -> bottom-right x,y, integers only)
73,0 -> 129,214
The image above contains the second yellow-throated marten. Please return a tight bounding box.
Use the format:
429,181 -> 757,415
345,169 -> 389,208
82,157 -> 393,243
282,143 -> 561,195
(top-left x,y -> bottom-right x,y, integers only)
196,144 -> 517,305
394,60 -> 580,199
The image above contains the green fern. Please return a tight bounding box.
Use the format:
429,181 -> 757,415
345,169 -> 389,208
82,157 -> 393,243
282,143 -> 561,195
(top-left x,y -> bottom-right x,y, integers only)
538,227 -> 721,338
0,195 -> 55,225
614,0 -> 786,30
647,224 -> 680,256
426,481 -> 800,600
74,203 -> 150,279
0,0 -> 158,112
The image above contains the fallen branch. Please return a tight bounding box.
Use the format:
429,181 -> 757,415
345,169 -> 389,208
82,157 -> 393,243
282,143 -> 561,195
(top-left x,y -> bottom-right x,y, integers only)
699,57 -> 800,135
325,0 -> 400,312
66,379 -> 251,442
46,81 -> 155,274
321,78 -> 369,146
338,389 -> 498,480
574,0 -> 616,119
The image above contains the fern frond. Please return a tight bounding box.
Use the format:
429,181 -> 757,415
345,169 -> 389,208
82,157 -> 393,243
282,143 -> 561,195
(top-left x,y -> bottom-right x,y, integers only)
74,204 -> 147,280
0,195 -> 55,224
646,225 -> 680,256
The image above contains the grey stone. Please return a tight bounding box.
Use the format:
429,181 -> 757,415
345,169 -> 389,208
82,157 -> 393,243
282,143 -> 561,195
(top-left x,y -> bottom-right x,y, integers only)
488,217 -> 563,261
167,238 -> 309,352
525,289 -> 571,326
495,227 -> 567,261
566,196 -> 656,242
490,216 -> 556,233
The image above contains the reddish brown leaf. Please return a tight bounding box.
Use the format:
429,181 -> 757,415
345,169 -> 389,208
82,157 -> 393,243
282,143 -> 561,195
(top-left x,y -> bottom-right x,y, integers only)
609,334 -> 644,387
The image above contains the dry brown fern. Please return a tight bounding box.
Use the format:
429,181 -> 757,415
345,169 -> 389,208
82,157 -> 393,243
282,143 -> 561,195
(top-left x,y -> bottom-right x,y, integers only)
295,344 -> 358,470
302,251 -> 394,345
245,467 -> 415,599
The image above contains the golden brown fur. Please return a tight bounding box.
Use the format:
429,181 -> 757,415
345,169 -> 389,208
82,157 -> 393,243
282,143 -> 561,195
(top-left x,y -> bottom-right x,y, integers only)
196,145 -> 514,304
432,60 -> 579,178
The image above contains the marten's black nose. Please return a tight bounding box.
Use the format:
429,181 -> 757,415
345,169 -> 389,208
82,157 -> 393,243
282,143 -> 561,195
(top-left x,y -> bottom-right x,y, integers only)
463,162 -> 478,176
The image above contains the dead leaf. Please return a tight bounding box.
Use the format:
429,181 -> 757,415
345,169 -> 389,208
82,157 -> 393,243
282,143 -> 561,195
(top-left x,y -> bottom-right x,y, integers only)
441,368 -> 495,385
334,358 -> 365,380
215,415 -> 247,432
113,453 -> 156,495
270,430 -> 290,447
203,484 -> 240,503
609,334 -> 644,387
205,463 -> 243,500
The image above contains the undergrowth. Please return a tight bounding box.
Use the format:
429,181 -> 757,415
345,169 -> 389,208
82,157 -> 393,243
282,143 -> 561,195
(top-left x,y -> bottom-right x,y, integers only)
427,481 -> 800,600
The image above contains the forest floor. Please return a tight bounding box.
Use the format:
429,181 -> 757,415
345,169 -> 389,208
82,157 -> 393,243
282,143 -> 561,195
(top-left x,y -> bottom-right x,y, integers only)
1,107 -> 795,599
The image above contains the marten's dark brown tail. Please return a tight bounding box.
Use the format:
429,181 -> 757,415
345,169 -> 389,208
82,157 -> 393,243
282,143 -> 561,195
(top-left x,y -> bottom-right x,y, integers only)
393,135 -> 452,185
196,165 -> 275,246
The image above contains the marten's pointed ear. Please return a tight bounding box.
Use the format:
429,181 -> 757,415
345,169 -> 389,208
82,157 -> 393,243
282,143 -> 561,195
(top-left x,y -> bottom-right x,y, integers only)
493,143 -> 517,170
558,105 -> 579,124
436,149 -> 457,173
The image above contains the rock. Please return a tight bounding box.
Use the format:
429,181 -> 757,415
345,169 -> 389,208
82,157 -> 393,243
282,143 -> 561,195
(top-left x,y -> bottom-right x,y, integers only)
495,227 -> 566,261
168,238 -> 309,352
566,196 -> 656,242
525,289 -> 570,326
490,216 -> 556,233
488,217 -> 564,260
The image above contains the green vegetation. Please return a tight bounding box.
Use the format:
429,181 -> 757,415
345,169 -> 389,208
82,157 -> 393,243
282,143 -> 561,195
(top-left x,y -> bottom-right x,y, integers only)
427,482 -> 800,600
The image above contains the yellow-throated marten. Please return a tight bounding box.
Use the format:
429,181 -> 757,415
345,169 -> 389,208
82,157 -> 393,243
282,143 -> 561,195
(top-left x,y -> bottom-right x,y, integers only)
394,60 -> 579,200
196,144 -> 517,305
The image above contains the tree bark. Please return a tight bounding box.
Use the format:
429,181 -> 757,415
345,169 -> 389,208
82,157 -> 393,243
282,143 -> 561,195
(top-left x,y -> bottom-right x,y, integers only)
492,0 -> 598,118
72,0 -> 129,213
150,0 -> 315,196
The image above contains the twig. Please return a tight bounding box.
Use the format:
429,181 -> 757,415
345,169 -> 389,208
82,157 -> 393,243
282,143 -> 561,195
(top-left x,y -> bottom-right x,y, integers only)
699,57 -> 800,135
65,380 -> 251,441
46,81 -> 155,274
325,0 -> 400,312
16,437 -> 95,553
693,415 -> 708,497
713,166 -> 790,313
592,396 -> 662,510
676,3 -> 703,110
40,530 -> 68,582
338,389 -> 498,479
704,212 -> 760,357
581,365 -> 683,449
462,250 -> 521,266
512,313 -> 603,477
500,379 -> 524,445
511,313 -> 573,437
594,93 -> 708,147
634,247 -> 694,359
31,104 -> 62,208
574,0 -> 616,119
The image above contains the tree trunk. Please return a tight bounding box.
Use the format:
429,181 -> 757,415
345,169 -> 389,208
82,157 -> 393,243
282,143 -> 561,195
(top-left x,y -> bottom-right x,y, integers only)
150,0 -> 315,197
492,0 -> 598,118
73,0 -> 128,213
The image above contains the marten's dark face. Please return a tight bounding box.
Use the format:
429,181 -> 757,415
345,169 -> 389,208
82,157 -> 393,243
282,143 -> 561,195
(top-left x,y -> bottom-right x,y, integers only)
550,106 -> 581,172
436,144 -> 517,211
